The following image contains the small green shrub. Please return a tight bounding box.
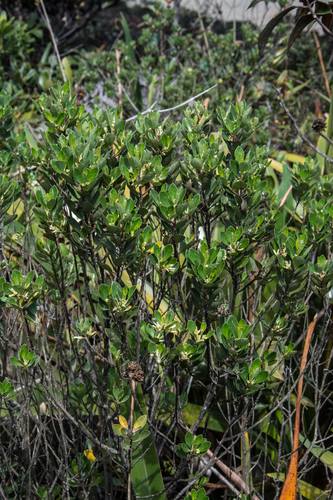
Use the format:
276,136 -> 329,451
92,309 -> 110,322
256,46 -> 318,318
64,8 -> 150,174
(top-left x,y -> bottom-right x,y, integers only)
0,10 -> 40,86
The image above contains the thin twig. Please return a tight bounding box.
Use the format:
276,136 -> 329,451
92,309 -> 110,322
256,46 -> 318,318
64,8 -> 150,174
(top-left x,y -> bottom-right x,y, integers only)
210,466 -> 240,496
49,397 -> 118,455
115,48 -> 123,110
39,0 -> 67,82
319,131 -> 333,147
57,4 -> 101,43
305,0 -> 333,40
206,449 -> 260,500
279,185 -> 293,208
276,88 -> 333,163
312,32 -> 331,97
237,84 -> 245,102
125,83 -> 218,122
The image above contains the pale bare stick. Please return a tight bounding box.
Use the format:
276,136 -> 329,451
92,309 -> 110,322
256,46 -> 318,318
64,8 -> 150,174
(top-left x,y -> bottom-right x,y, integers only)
312,32 -> 331,97
126,83 -> 218,122
39,0 -> 67,82
116,48 -> 123,110
206,449 -> 260,500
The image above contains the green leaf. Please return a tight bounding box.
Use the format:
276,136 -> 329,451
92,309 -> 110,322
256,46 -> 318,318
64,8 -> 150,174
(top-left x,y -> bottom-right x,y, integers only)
0,378 -> 14,398
277,164 -> 294,210
11,344 -> 38,369
185,431 -> 194,447
182,403 -> 224,433
120,13 -> 135,61
259,6 -> 297,51
131,430 -> 166,500
299,434 -> 333,471
99,284 -> 110,301
133,414 -> 148,433
185,487 -> 209,500
288,14 -> 314,49
234,146 -> 245,163
24,125 -> 38,151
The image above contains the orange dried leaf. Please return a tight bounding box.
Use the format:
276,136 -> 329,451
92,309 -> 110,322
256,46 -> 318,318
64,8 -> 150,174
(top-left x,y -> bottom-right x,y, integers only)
279,311 -> 324,500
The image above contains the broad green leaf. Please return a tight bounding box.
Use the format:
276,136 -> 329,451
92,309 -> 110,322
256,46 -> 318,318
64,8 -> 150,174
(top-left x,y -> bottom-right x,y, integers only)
182,403 -> 224,433
0,378 -> 14,398
299,434 -> 333,471
316,117 -> 329,174
131,434 -> 166,500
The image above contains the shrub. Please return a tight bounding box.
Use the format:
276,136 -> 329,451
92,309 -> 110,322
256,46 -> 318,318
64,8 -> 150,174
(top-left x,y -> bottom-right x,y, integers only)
0,10 -> 40,86
0,81 -> 333,497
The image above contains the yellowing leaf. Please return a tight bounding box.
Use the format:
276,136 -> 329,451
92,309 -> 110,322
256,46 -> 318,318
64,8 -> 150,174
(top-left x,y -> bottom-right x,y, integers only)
269,151 -> 306,175
62,57 -> 73,83
133,414 -> 147,433
179,253 -> 185,266
8,199 -> 24,217
121,269 -> 132,288
118,415 -> 128,429
273,151 -> 306,165
84,449 -> 96,463
268,158 -> 283,173
283,152 -> 305,164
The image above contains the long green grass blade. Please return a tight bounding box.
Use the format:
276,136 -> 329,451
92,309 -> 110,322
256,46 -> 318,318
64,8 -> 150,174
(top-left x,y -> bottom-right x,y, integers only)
131,433 -> 166,500
182,403 -> 224,433
299,434 -> 333,471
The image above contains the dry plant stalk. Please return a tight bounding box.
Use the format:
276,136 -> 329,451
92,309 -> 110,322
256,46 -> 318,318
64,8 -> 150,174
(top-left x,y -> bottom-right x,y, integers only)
116,48 -> 123,110
39,0 -> 66,83
279,309 -> 325,500
206,449 -> 260,500
313,32 -> 331,97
